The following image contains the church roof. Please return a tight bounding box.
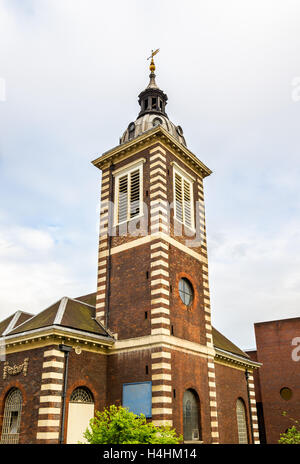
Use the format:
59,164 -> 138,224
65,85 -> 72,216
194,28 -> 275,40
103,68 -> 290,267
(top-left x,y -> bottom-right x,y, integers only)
0,311 -> 34,336
212,327 -> 250,359
4,295 -> 110,339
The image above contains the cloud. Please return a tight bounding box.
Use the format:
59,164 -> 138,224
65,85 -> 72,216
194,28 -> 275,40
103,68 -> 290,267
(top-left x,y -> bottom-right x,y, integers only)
0,219 -> 97,317
209,219 -> 300,348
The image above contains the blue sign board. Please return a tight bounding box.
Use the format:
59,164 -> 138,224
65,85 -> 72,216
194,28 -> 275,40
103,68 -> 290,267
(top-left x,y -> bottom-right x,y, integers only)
122,381 -> 152,418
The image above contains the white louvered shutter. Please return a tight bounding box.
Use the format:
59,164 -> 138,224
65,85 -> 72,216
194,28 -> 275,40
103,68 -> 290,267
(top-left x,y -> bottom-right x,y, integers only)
183,179 -> 192,228
130,169 -> 140,218
174,170 -> 193,228
175,172 -> 183,223
116,167 -> 141,224
117,174 -> 128,224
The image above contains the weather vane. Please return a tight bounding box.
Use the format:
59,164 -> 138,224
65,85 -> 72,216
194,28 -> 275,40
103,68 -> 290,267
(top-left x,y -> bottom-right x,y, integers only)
147,49 -> 160,73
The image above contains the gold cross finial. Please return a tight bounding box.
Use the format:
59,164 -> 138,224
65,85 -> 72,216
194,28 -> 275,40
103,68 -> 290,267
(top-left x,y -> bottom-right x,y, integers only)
147,49 -> 160,72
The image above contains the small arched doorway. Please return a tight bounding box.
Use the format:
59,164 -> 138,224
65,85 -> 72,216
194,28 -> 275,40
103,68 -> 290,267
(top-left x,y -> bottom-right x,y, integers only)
0,388 -> 23,444
183,389 -> 201,441
66,387 -> 94,444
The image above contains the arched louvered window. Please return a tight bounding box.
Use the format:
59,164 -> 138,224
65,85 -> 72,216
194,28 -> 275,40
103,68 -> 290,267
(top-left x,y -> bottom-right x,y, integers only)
183,389 -> 201,441
236,398 -> 248,444
70,387 -> 93,404
1,388 -> 23,444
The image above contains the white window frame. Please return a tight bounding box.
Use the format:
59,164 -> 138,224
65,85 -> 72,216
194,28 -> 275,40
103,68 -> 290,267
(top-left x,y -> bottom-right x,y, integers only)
173,163 -> 195,230
113,160 -> 144,226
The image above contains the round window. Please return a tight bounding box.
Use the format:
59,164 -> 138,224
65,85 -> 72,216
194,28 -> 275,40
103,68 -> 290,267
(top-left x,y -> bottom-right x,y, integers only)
280,387 -> 293,401
179,278 -> 194,306
152,117 -> 163,127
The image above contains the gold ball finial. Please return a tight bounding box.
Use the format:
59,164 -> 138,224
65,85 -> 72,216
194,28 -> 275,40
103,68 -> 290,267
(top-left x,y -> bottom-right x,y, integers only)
147,48 -> 160,73
149,57 -> 155,72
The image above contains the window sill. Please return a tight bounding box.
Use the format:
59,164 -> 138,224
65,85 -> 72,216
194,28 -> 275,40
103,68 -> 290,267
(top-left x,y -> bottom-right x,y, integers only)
183,440 -> 204,444
174,217 -> 196,233
114,214 -> 144,227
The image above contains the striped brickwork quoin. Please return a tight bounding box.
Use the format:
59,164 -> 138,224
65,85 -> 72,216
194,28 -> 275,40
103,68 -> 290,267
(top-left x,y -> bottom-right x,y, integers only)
151,348 -> 173,427
36,348 -> 65,442
149,146 -> 170,338
248,371 -> 260,444
149,146 -> 173,426
96,169 -> 110,326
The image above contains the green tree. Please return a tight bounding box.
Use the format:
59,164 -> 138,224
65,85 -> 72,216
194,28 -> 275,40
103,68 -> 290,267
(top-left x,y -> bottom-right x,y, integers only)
279,426 -> 300,444
83,405 -> 182,444
278,411 -> 300,444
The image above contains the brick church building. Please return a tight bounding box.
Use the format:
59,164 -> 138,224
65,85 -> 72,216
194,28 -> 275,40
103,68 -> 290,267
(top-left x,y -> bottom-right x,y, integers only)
247,317 -> 300,444
0,56 -> 262,445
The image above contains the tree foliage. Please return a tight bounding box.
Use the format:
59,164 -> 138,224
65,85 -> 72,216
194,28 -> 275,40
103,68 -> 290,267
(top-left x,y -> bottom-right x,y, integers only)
278,411 -> 300,444
279,426 -> 300,444
84,405 -> 182,444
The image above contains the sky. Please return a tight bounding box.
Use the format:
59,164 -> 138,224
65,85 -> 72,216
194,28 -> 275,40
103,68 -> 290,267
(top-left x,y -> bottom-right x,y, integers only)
1,0 -> 300,350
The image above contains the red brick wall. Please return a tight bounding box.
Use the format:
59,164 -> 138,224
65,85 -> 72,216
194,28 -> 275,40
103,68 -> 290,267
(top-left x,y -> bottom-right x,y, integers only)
0,346 -> 46,444
107,349 -> 152,406
214,362 -> 252,444
107,347 -> 215,443
171,349 -> 212,443
0,345 -> 108,444
108,243 -> 207,343
108,244 -> 152,339
169,248 -> 206,345
253,318 -> 300,443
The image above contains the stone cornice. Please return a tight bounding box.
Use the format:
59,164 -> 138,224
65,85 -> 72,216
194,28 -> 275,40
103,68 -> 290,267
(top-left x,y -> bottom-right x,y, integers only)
1,326 -> 114,355
1,326 -> 261,372
214,347 -> 262,370
92,126 -> 212,179
108,334 -> 216,358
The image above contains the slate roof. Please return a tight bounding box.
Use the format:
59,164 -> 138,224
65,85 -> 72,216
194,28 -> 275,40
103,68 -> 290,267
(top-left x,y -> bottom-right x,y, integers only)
0,311 -> 34,336
212,327 -> 250,359
4,296 -> 110,338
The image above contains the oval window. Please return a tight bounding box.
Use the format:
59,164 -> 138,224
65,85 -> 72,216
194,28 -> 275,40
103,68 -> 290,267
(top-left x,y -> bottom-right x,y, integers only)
179,278 -> 194,306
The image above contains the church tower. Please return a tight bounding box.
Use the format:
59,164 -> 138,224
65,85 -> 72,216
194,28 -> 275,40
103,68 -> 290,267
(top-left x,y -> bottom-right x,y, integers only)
0,54 -> 261,445
92,53 -> 220,443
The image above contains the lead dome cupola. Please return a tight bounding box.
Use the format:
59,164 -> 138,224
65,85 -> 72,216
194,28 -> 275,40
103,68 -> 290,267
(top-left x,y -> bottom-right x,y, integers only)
120,51 -> 186,146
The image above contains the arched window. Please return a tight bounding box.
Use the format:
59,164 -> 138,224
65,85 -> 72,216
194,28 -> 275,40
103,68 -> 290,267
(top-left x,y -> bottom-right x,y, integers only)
70,387 -> 93,403
236,398 -> 248,444
128,122 -> 135,141
183,389 -> 201,441
1,388 -> 23,444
